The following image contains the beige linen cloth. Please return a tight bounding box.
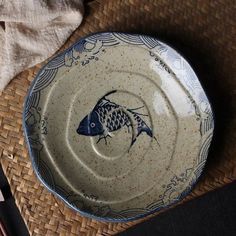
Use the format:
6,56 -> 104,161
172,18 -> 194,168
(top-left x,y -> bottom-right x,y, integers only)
0,0 -> 84,91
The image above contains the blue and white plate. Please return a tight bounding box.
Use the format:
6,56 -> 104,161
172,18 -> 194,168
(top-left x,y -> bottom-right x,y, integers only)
23,32 -> 214,222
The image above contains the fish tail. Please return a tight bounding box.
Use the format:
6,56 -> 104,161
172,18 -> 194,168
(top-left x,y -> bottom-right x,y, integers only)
130,138 -> 137,147
138,124 -> 153,137
137,125 -> 160,146
130,124 -> 152,148
138,125 -> 153,137
153,136 -> 160,147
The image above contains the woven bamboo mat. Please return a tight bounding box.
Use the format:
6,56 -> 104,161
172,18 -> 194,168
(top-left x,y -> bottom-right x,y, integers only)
0,0 -> 236,235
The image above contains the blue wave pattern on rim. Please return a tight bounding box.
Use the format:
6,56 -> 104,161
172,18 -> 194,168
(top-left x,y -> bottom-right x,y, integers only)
23,32 -> 214,222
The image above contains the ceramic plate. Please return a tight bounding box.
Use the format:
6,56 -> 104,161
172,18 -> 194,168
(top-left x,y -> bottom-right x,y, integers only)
23,32 -> 214,221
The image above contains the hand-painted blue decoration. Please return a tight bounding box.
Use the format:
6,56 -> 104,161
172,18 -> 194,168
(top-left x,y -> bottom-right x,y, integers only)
77,90 -> 154,147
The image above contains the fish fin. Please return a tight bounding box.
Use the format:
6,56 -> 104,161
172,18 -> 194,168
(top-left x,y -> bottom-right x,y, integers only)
128,106 -> 144,111
98,90 -> 117,103
127,109 -> 148,117
95,90 -> 118,109
103,90 -> 117,98
97,133 -> 112,144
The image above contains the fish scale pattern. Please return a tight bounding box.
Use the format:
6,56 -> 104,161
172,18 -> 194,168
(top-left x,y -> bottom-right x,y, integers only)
106,110 -> 127,132
96,102 -> 118,124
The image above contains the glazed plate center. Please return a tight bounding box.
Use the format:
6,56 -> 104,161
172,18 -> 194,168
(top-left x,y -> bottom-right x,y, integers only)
41,46 -> 197,203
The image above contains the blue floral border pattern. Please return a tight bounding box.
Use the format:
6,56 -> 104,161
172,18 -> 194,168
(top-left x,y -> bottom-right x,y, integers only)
23,32 -> 214,221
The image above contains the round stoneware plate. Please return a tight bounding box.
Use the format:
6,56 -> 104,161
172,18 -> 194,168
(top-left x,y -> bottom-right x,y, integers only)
23,32 -> 214,222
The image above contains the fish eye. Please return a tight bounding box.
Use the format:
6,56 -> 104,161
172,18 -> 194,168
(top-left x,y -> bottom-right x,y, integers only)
90,122 -> 95,128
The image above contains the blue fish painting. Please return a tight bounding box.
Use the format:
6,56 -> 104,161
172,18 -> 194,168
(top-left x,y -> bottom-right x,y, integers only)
77,90 -> 155,147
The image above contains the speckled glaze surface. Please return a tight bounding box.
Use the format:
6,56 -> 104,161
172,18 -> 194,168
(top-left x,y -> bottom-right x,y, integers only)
23,32 -> 214,222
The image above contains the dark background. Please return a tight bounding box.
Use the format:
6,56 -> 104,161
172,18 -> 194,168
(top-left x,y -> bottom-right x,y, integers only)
118,181 -> 236,236
0,165 -> 29,236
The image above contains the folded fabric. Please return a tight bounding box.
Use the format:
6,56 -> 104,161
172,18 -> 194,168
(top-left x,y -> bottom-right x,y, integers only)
0,0 -> 84,91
